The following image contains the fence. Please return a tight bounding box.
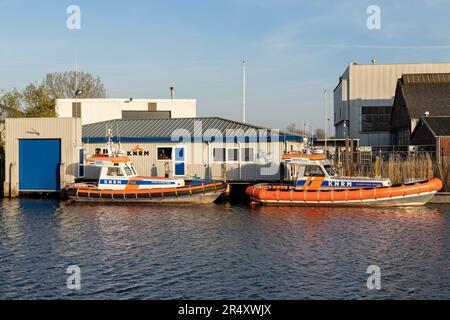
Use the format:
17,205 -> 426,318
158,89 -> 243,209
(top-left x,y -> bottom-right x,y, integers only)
330,147 -> 450,192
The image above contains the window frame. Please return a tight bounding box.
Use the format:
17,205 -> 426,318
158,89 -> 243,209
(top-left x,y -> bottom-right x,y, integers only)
212,147 -> 227,163
78,147 -> 85,178
226,148 -> 240,163
156,146 -> 174,161
360,106 -> 392,133
240,147 -> 255,163
106,167 -> 125,177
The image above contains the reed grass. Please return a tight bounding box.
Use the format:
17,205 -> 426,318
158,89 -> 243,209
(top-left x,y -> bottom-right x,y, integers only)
334,152 -> 450,191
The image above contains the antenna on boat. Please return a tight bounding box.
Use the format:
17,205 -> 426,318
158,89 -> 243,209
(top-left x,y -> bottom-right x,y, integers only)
116,121 -> 121,150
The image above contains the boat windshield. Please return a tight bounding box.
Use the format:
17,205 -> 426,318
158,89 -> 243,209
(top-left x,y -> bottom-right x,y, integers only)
123,163 -> 135,176
323,164 -> 337,176
124,167 -> 133,176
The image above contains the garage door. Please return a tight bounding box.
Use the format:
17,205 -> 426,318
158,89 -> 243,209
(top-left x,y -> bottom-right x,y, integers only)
19,139 -> 61,191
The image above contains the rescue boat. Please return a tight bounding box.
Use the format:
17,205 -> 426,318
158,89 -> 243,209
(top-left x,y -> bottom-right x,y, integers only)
246,153 -> 443,207
65,133 -> 227,204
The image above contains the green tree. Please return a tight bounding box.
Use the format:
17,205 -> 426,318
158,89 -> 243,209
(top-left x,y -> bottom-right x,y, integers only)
21,83 -> 55,117
42,71 -> 106,99
0,83 -> 55,119
0,89 -> 24,119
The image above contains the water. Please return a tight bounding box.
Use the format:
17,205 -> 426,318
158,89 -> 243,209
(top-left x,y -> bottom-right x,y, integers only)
0,198 -> 449,299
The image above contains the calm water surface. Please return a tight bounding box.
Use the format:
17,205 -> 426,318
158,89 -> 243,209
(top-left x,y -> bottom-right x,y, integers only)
0,198 -> 449,299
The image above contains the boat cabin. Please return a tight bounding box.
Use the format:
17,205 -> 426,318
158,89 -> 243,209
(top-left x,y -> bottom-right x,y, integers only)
86,155 -> 185,190
282,154 -> 391,190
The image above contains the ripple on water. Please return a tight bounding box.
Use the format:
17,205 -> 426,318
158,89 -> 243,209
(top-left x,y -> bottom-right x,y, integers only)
0,198 -> 449,299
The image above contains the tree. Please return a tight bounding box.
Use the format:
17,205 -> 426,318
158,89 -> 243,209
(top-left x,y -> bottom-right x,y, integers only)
0,89 -> 24,119
21,83 -> 56,117
42,71 -> 106,99
286,123 -> 306,136
0,83 -> 55,119
286,123 -> 297,133
315,128 -> 325,139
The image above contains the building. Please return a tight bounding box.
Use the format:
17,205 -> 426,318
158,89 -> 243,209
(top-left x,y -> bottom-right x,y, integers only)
56,98 -> 197,125
3,117 -> 82,197
410,116 -> 450,158
390,73 -> 450,145
3,116 -> 303,197
82,117 -> 304,182
334,61 -> 450,146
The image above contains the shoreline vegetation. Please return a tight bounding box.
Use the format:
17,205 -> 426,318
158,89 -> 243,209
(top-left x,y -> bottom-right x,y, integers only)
335,153 -> 450,192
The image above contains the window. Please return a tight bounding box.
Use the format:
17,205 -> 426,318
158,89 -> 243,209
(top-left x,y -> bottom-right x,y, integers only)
361,106 -> 392,132
123,167 -> 133,176
157,147 -> 172,160
95,148 -> 101,155
148,102 -> 157,111
213,148 -> 226,162
227,148 -> 239,162
240,147 -> 255,162
323,164 -> 336,176
72,102 -> 81,117
107,167 -> 124,176
78,148 -> 85,177
304,165 -> 325,177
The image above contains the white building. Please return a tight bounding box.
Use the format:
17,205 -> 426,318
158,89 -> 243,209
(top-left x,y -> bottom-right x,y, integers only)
334,61 -> 450,146
56,98 -> 197,125
82,117 -> 304,182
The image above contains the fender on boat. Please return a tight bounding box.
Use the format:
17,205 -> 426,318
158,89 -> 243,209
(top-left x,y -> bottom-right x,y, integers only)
66,181 -> 227,203
245,178 -> 443,206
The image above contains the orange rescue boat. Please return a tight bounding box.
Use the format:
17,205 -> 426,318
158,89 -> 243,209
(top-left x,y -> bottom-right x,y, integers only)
246,153 -> 443,207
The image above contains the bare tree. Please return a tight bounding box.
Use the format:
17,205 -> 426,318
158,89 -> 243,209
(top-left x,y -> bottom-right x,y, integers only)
286,123 -> 306,136
315,128 -> 325,139
42,71 -> 106,99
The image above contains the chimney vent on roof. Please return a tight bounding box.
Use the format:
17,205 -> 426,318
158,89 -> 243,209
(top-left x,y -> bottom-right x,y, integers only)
170,87 -> 175,99
371,58 -> 376,64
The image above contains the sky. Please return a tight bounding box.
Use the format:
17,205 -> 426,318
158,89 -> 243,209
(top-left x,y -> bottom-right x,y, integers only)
1,0 -> 450,132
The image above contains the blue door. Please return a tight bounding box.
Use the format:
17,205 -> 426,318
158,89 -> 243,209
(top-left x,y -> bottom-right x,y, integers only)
174,147 -> 185,176
19,139 -> 61,191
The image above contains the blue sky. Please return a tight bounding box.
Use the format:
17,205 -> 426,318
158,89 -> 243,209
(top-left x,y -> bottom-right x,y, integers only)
1,0 -> 450,131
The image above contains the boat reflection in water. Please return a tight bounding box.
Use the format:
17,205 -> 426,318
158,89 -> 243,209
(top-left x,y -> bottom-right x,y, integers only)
0,199 -> 449,299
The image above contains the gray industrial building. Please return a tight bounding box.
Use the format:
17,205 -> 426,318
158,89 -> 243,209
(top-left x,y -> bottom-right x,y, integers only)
334,61 -> 450,146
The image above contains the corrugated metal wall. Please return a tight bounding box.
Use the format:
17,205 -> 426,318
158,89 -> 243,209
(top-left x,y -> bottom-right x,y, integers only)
4,117 -> 82,196
83,140 -> 299,181
335,63 -> 450,145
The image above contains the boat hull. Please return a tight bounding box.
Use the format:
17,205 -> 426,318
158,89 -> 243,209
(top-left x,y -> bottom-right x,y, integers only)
66,181 -> 227,204
246,178 -> 443,207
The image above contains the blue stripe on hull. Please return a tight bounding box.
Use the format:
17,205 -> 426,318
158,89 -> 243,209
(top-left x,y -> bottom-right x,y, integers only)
99,179 -> 176,185
295,179 -> 384,188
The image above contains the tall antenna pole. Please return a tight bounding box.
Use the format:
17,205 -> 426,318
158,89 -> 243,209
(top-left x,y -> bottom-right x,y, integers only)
324,89 -> 328,153
75,54 -> 78,95
242,60 -> 246,123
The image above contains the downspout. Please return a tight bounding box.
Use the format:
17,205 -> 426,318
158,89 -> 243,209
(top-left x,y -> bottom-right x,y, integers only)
206,141 -> 210,180
9,161 -> 15,197
238,141 -> 242,180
